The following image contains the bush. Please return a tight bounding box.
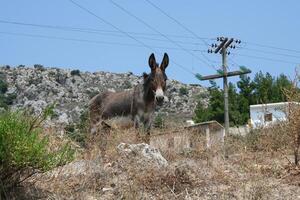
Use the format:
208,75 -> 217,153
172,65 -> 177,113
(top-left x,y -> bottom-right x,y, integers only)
123,80 -> 132,89
65,110 -> 89,147
34,64 -> 45,71
0,77 -> 16,109
193,102 -> 211,123
0,107 -> 74,196
0,79 -> 7,94
154,113 -> 165,129
70,70 -> 81,76
0,94 -> 16,109
179,87 -> 188,96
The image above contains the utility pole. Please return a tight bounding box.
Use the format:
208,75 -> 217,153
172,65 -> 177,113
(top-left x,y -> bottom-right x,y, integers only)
196,37 -> 251,157
222,43 -> 229,139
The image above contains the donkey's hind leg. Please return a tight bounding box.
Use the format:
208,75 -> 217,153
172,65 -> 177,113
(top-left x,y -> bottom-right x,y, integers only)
133,115 -> 144,143
133,115 -> 142,129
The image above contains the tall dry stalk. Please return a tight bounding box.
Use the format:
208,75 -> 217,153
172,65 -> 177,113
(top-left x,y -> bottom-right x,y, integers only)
283,75 -> 300,165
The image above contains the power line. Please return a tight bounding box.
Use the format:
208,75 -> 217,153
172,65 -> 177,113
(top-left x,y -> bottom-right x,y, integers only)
244,41 -> 300,54
143,0 -> 214,65
0,31 -> 208,52
231,53 -> 300,65
109,0 -> 217,71
4,18 -> 300,64
238,46 -> 300,59
0,19 -> 209,46
67,0 -> 196,76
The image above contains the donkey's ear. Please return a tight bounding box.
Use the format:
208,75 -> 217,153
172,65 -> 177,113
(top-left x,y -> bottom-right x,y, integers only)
148,53 -> 156,71
160,53 -> 169,71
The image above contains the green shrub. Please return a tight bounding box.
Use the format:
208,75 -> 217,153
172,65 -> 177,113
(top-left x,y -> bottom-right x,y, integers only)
193,102 -> 211,123
154,113 -> 165,129
179,87 -> 188,96
0,107 -> 74,196
34,64 -> 45,71
65,125 -> 87,147
123,80 -> 132,89
65,110 -> 89,147
70,70 -> 81,76
0,79 -> 7,94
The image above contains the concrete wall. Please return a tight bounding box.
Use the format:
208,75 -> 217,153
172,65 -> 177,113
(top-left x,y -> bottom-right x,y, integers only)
150,124 -> 224,154
150,131 -> 192,153
229,125 -> 250,136
250,103 -> 287,128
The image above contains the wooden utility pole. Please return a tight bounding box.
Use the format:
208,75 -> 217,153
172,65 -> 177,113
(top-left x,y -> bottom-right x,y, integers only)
196,37 -> 251,157
222,44 -> 230,138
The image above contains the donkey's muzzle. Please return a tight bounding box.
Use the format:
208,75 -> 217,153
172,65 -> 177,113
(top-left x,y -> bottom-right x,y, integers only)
156,96 -> 164,105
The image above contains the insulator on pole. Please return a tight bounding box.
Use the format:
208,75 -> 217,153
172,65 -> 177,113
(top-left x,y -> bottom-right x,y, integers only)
214,38 -> 228,53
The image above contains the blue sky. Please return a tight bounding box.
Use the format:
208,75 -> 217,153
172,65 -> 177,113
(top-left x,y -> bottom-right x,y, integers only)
0,0 -> 300,86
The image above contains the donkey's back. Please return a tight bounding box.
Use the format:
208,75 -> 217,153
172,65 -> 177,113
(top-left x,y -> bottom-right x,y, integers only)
89,90 -> 133,122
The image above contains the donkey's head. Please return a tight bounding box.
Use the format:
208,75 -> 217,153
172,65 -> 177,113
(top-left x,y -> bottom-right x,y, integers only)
143,53 -> 169,105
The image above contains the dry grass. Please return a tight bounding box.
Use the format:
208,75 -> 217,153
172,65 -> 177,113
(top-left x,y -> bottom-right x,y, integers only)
13,119 -> 300,199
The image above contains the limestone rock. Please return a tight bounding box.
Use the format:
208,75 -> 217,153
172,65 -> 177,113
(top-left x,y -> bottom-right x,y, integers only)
0,66 -> 208,128
117,143 -> 168,168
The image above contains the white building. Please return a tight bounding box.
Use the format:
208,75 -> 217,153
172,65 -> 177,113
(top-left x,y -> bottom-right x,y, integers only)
250,102 -> 299,128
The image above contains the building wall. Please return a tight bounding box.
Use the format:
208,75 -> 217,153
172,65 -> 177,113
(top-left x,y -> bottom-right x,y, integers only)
250,104 -> 287,128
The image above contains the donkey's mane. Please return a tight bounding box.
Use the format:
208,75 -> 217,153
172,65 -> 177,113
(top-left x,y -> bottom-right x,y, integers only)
142,72 -> 155,101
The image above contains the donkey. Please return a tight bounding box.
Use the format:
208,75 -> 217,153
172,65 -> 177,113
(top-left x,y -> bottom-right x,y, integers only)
89,53 -> 169,137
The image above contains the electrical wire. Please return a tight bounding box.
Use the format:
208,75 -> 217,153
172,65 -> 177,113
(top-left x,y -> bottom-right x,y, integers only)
238,46 -> 300,59
0,19 -> 209,46
244,41 -> 300,54
143,0 -> 214,66
109,0 -> 217,71
0,31 -> 207,52
231,53 -> 300,65
68,0 -> 197,76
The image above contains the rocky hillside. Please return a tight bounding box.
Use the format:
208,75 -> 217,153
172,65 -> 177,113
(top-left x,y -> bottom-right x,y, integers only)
0,65 -> 208,126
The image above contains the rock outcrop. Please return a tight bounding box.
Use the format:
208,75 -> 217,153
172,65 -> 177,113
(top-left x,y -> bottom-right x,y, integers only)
0,65 -> 208,126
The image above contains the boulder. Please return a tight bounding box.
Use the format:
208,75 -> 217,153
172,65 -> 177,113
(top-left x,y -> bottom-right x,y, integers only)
117,143 -> 168,168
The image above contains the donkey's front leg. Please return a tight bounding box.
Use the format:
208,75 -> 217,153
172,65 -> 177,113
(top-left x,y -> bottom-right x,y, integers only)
133,114 -> 142,129
143,117 -> 152,134
142,114 -> 153,144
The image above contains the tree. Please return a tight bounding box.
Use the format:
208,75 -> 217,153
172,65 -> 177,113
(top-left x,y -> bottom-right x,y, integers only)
194,102 -> 212,123
252,72 -> 274,104
272,74 -> 292,102
194,72 -> 293,126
